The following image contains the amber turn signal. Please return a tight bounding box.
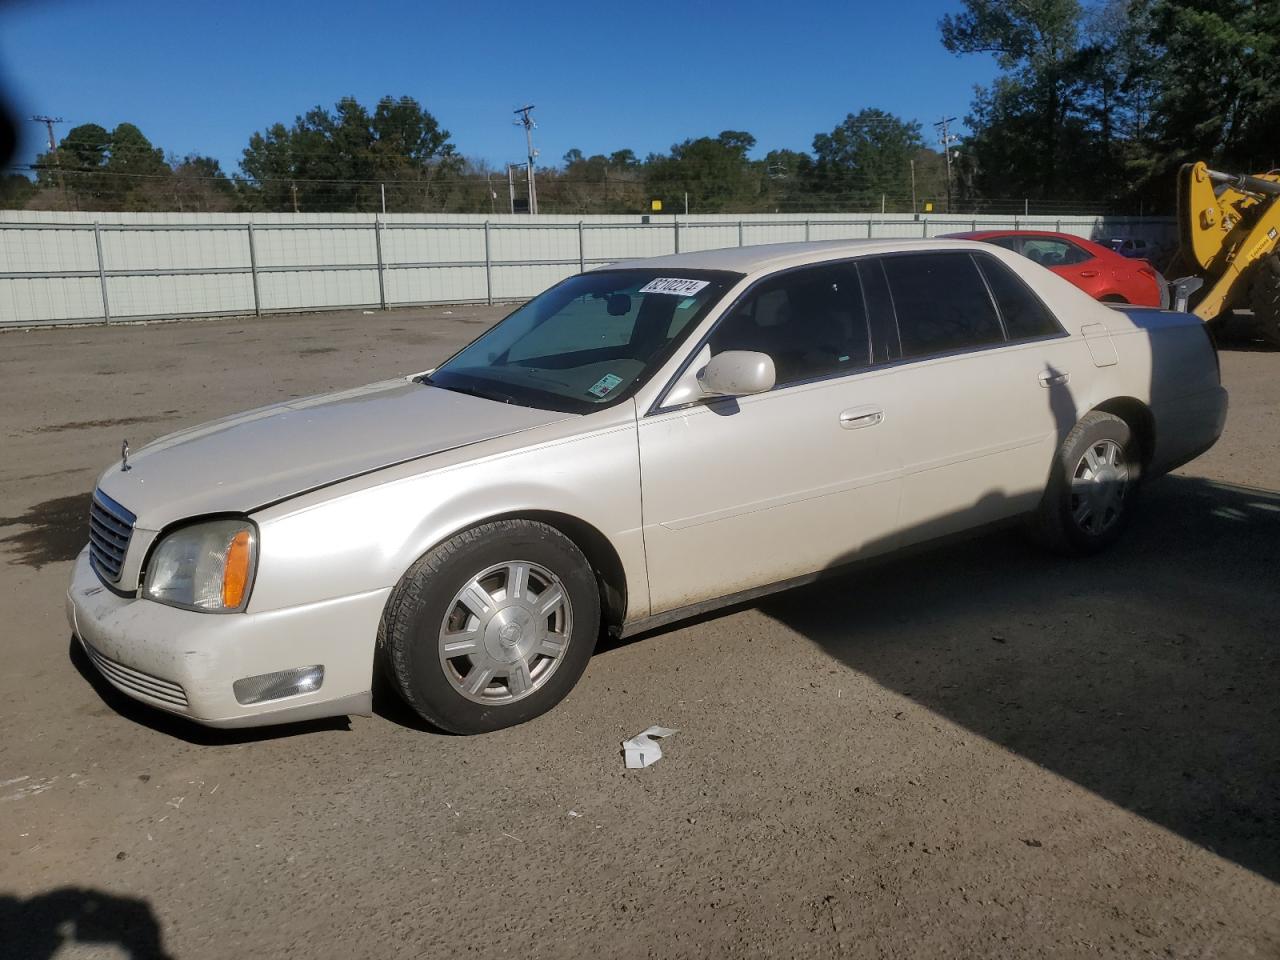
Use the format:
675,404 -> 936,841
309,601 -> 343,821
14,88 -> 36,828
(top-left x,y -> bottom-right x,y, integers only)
222,529 -> 253,609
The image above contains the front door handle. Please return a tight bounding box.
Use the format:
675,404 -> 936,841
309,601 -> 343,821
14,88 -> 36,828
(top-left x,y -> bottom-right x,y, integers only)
1079,270 -> 1100,278
839,407 -> 884,430
1038,371 -> 1070,387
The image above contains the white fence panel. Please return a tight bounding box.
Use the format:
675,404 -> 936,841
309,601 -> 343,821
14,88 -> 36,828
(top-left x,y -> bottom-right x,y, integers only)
385,265 -> 488,305
0,211 -> 1177,328
258,269 -> 381,312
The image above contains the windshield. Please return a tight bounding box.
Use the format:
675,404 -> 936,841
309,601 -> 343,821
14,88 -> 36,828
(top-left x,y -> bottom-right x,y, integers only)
427,268 -> 740,413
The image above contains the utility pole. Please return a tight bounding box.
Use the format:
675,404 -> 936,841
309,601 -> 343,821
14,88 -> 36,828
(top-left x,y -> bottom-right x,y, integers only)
513,105 -> 538,215
30,116 -> 66,205
935,116 -> 958,212
30,115 -> 63,152
910,158 -> 916,214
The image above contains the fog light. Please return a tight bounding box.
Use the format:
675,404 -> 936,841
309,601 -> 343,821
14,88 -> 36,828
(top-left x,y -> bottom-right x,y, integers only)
233,665 -> 324,705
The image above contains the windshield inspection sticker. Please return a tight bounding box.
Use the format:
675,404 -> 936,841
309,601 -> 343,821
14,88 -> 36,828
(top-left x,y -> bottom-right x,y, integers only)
587,373 -> 624,398
639,277 -> 710,296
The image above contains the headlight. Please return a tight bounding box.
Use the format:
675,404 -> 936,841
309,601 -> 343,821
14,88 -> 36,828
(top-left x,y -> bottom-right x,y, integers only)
143,519 -> 257,612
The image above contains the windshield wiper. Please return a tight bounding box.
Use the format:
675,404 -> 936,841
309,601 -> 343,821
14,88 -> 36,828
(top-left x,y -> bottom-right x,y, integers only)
417,375 -> 517,405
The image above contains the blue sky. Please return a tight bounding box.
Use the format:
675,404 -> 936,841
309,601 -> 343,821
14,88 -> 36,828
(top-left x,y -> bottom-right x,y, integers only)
1,0 -> 999,174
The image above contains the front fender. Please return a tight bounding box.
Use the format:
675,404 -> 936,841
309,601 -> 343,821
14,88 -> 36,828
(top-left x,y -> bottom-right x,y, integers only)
246,418 -> 648,622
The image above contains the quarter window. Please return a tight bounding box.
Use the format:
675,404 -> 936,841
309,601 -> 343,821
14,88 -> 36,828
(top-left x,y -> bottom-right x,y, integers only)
881,253 -> 1004,357
1020,237 -> 1091,267
985,235 -> 1024,254
709,264 -> 871,387
975,256 -> 1063,340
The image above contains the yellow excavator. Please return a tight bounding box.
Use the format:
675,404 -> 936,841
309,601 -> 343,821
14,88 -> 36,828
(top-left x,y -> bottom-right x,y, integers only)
1167,161 -> 1280,346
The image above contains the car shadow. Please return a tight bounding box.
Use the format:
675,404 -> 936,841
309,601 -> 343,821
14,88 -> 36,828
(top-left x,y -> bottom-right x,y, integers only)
369,668 -> 458,735
748,473 -> 1280,882
69,637 -> 350,745
0,887 -> 172,960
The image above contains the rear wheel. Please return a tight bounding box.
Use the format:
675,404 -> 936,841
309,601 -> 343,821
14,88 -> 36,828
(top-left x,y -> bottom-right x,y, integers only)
1031,411 -> 1138,556
1249,252 -> 1280,348
381,519 -> 600,734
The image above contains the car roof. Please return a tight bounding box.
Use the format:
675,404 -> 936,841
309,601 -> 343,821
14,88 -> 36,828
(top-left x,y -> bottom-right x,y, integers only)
606,237 -> 993,277
944,229 -> 1084,241
945,229 -> 1118,257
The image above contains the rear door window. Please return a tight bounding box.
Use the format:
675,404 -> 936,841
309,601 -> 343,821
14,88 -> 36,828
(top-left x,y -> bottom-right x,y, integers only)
1021,237 -> 1091,267
880,252 -> 1005,357
975,255 -> 1063,340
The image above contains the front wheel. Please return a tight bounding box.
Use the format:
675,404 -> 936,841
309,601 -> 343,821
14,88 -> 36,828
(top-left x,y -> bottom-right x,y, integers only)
1249,252 -> 1280,348
381,519 -> 601,733
1031,411 -> 1138,556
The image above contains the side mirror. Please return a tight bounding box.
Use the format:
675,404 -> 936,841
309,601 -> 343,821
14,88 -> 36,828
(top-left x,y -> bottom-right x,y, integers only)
697,350 -> 776,398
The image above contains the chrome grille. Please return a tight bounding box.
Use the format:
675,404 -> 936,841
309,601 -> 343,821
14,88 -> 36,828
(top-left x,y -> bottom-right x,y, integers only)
81,638 -> 188,708
88,491 -> 135,584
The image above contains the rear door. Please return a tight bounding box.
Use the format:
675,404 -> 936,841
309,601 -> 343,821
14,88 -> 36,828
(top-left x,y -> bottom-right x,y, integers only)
869,251 -> 1076,544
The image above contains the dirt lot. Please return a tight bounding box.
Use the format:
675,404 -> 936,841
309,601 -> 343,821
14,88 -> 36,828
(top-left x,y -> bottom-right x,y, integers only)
1,306 -> 1278,959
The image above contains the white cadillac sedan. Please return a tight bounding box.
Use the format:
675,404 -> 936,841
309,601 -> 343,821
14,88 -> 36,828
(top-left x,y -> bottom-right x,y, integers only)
66,239 -> 1227,733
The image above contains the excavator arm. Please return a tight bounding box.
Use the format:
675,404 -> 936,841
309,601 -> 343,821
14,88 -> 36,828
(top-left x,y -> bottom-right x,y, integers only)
1171,162 -> 1280,332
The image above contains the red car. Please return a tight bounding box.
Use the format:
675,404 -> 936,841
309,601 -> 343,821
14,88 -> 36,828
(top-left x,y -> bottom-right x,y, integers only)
945,230 -> 1167,308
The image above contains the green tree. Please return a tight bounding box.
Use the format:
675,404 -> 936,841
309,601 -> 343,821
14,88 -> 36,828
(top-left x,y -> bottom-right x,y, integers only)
1142,0 -> 1280,171
811,109 -> 923,209
240,95 -> 456,212
760,148 -> 814,210
170,155 -> 237,212
0,172 -> 35,208
644,130 -> 762,213
941,0 -> 1084,198
34,122 -> 172,209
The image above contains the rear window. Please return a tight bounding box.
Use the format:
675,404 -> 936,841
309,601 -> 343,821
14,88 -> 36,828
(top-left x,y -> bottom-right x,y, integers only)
974,255 -> 1063,340
881,252 -> 1004,357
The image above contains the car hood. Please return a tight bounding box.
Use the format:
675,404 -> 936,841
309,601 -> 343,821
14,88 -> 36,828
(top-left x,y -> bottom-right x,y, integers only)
96,379 -> 570,530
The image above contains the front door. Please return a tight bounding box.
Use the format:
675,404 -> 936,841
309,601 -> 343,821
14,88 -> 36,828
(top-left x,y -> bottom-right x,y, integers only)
637,262 -> 905,615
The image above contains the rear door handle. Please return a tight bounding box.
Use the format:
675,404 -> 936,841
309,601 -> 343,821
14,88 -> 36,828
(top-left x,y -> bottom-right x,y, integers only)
1079,270 -> 1100,278
839,407 -> 884,430
1038,371 -> 1070,387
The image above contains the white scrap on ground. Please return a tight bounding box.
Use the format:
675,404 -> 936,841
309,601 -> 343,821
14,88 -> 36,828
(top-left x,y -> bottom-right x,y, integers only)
622,726 -> 679,769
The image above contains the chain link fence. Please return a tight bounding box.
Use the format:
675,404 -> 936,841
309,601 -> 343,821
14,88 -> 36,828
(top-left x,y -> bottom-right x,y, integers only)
0,211 -> 1177,328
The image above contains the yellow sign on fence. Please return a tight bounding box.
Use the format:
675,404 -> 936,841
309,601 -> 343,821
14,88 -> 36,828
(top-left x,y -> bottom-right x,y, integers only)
650,199 -> 663,212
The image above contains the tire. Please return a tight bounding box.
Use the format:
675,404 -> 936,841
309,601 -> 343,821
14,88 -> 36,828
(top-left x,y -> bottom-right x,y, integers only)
1031,411 -> 1139,556
1249,252 -> 1280,348
380,519 -> 600,734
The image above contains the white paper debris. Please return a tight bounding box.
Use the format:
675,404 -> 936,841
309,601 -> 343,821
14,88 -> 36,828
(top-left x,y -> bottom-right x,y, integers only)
622,725 -> 679,769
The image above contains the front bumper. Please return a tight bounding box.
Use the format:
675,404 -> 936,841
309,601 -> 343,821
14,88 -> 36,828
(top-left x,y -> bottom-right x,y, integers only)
65,548 -> 389,728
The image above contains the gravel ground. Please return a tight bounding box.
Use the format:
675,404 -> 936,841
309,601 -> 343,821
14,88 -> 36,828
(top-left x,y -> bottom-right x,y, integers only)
1,306 -> 1278,959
